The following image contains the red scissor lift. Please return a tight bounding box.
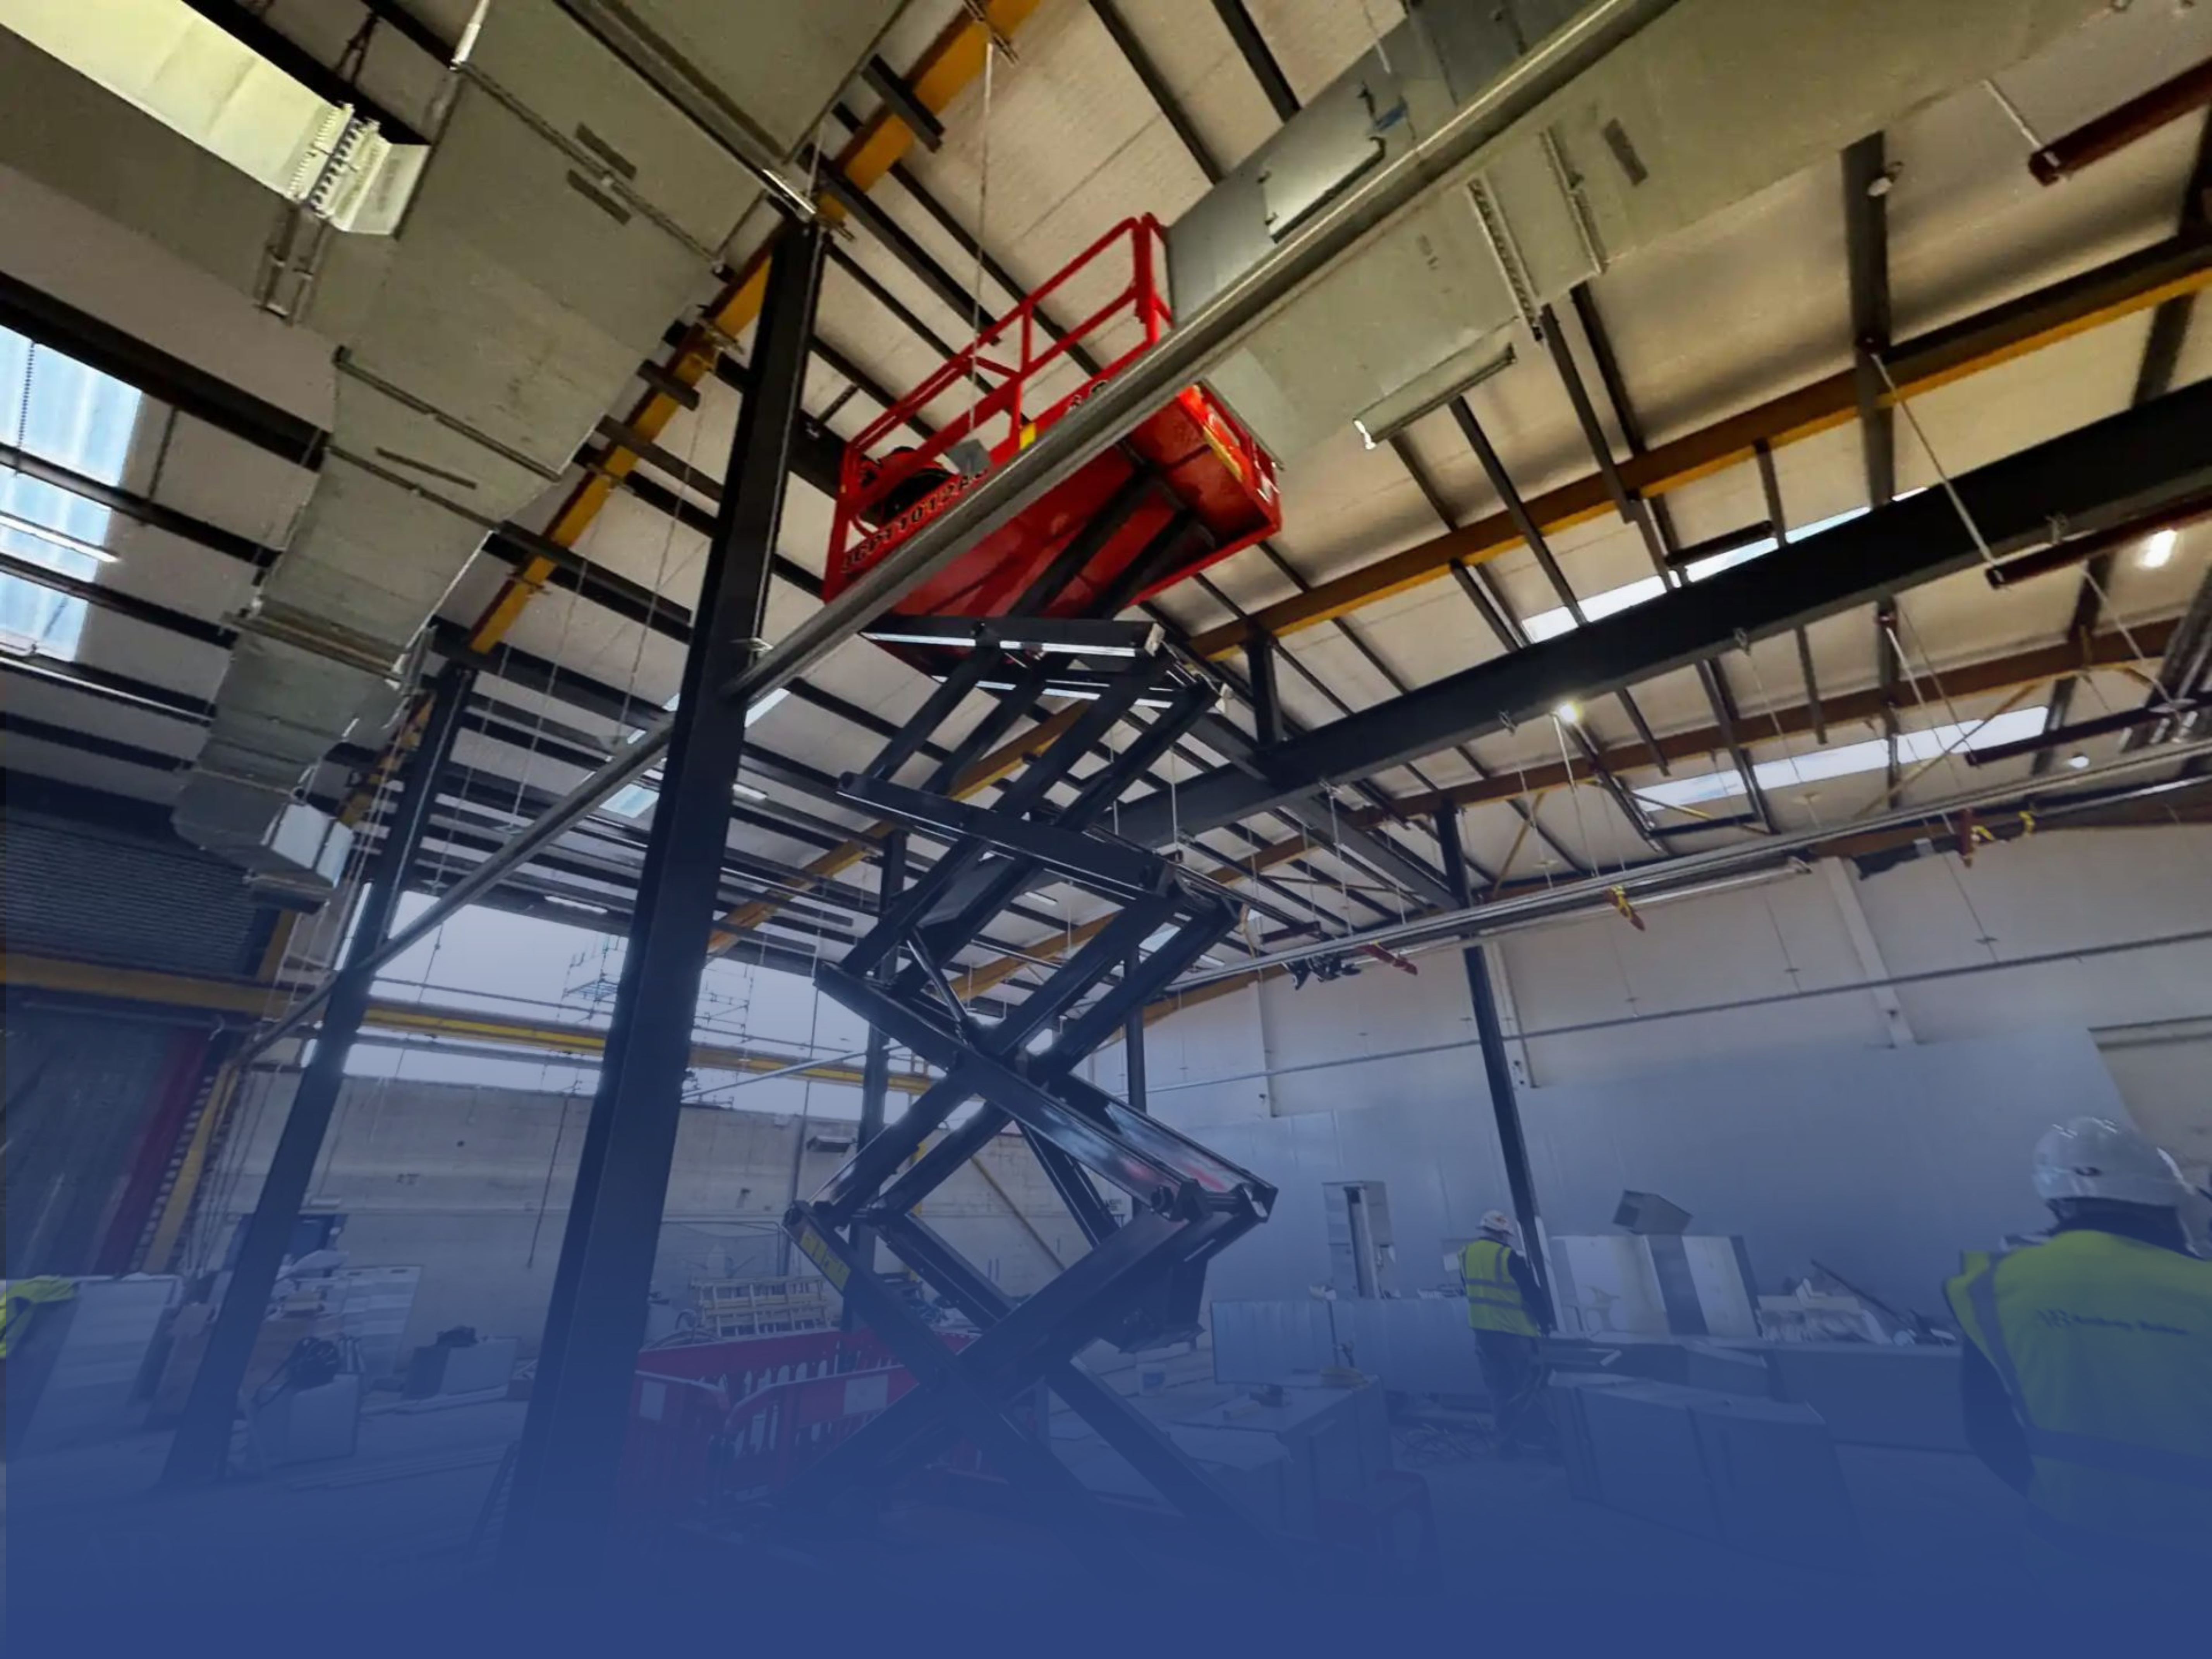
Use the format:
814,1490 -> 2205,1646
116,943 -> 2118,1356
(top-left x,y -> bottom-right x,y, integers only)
824,217 -> 1281,662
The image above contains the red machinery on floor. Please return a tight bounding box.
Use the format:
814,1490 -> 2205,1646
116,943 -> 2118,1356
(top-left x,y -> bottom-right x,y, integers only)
824,217 -> 1280,668
618,1328 -> 980,1526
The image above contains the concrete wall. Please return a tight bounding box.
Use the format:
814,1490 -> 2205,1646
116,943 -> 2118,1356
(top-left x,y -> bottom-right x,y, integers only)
205,1077 -> 1080,1365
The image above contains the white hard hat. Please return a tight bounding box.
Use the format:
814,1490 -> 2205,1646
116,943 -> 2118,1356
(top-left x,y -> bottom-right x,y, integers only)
1479,1209 -> 1515,1236
2033,1117 -> 2190,1209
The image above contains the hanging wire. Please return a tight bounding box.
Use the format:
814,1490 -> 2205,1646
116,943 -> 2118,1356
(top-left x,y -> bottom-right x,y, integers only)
1738,639 -> 1829,835
1874,351 -> 2179,711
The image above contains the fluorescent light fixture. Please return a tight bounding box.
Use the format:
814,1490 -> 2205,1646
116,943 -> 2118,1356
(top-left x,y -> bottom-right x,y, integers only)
1352,337 -> 1516,450
745,686 -> 789,725
604,783 -> 658,818
865,618 -> 1161,658
1032,893 -> 1060,906
2143,528 -> 2178,569
869,629 -> 1146,658
542,894 -> 610,915
732,781 -> 766,802
1552,701 -> 1580,725
0,508 -> 117,563
950,675 -> 1176,710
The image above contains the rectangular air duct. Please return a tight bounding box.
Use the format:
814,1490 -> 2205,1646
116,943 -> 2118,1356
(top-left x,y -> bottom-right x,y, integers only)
1169,0 -> 2112,461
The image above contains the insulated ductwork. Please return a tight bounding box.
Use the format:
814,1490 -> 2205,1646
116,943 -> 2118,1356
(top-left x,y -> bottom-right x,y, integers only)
0,0 -> 902,898
1170,0 -> 2114,460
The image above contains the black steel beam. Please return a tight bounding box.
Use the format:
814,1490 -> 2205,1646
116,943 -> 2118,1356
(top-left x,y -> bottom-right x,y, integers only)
0,548 -> 235,648
1109,380 -> 2212,842
1753,438 -> 1824,744
1436,804 -> 1548,1306
1210,0 -> 1299,122
0,441 -> 276,568
1093,0 -> 1225,183
0,655 -> 215,725
860,54 -> 943,151
1842,134 -> 1896,510
505,223 -> 824,1575
162,665 -> 473,1486
0,269 -> 325,465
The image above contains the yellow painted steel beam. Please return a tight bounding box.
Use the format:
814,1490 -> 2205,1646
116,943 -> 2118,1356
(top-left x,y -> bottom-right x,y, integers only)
1187,239 -> 2212,658
140,1061 -> 240,1274
0,954 -> 928,1095
462,0 -> 1044,656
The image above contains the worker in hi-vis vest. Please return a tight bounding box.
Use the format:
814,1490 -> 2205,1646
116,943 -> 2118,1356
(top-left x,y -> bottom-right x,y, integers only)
1945,1116 -> 2210,1575
1462,1211 -> 1554,1457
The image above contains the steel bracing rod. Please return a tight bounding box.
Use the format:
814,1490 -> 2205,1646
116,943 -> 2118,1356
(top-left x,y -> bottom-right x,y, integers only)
1554,290 -> 1776,832
161,664 -> 476,1487
1160,732 -> 2212,994
240,0 -> 1681,1052
504,223 -> 824,1573
1109,381 -> 2212,845
1753,439 -> 1826,744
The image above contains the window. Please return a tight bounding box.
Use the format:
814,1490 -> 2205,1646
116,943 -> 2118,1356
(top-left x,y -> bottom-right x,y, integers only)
1631,704 -> 2053,814
1521,503 -> 1886,645
0,326 -> 142,662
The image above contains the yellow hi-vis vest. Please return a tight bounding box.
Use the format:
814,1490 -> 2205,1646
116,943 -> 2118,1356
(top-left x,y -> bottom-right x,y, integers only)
0,1276 -> 77,1358
1462,1238 -> 1537,1337
1945,1230 -> 2212,1565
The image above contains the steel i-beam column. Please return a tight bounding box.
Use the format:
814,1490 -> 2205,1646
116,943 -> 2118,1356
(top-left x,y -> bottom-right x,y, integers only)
161,662 -> 477,1487
504,224 -> 826,1571
1124,948 -> 1149,1115
845,828 -> 908,1327
1435,805 -> 1548,1305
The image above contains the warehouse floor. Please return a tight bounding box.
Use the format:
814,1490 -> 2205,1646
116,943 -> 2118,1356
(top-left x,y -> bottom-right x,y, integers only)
6,1371 -> 2035,1628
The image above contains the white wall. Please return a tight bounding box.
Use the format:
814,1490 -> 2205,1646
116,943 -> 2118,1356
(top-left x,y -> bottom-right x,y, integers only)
1186,1029 -> 2122,1317
1147,828 -> 2212,1171
1128,826 -> 2212,1316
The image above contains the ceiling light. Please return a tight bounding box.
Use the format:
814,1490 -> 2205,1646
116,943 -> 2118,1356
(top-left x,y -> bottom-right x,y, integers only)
1351,336 -> 1516,450
544,896 -> 608,916
745,687 -> 790,725
1032,893 -> 1060,906
1552,701 -> 1581,725
732,781 -> 767,802
2067,753 -> 2091,771
0,508 -> 117,563
2142,528 -> 2178,569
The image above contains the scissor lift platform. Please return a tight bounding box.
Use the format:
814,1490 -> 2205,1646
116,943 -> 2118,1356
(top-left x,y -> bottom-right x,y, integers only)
824,218 -> 1281,674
